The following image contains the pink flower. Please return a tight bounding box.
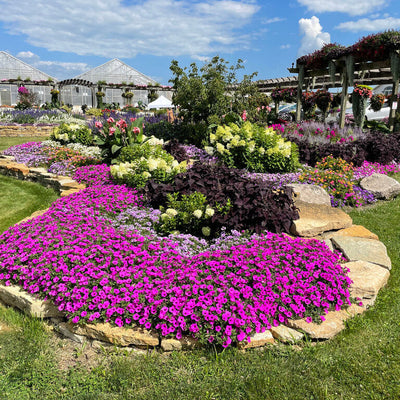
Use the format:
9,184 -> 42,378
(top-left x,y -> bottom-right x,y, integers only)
107,117 -> 115,123
95,121 -> 103,129
132,127 -> 140,134
109,127 -> 116,135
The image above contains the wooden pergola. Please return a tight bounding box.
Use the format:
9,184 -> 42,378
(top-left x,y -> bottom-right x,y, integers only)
255,52 -> 400,131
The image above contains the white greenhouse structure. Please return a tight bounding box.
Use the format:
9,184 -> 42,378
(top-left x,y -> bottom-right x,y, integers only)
0,51 -> 57,106
0,51 -> 173,108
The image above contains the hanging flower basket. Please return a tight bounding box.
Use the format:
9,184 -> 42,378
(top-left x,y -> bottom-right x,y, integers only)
122,91 -> 134,99
352,84 -> 373,126
370,93 -> 386,112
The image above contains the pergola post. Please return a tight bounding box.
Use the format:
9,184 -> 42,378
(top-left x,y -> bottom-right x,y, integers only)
295,79 -> 302,122
389,79 -> 399,132
339,68 -> 348,129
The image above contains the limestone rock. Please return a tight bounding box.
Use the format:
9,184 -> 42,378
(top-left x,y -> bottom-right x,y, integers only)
0,284 -> 64,318
161,337 -> 199,351
59,179 -> 86,190
287,184 -> 331,207
332,236 -> 391,270
360,173 -> 400,199
290,201 -> 352,237
344,260 -> 390,306
287,304 -> 365,339
270,325 -> 304,343
60,189 -> 82,197
6,161 -> 29,176
17,209 -> 48,224
67,322 -> 159,348
55,322 -> 86,344
323,225 -> 379,241
239,330 -> 275,349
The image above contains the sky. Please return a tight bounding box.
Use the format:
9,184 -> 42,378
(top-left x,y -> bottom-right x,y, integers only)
0,0 -> 399,84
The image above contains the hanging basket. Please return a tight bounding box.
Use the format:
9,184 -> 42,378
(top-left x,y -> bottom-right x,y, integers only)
352,94 -> 368,127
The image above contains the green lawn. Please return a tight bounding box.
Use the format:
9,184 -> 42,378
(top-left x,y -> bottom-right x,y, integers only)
0,140 -> 399,399
0,136 -> 47,152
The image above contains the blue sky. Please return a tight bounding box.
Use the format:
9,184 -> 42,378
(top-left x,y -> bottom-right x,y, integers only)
0,0 -> 399,84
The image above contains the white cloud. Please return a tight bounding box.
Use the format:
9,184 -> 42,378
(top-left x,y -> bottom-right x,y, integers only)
297,0 -> 387,16
298,16 -> 330,56
263,17 -> 285,24
280,44 -> 291,49
16,51 -> 37,59
336,17 -> 400,32
16,51 -> 90,79
0,0 -> 260,58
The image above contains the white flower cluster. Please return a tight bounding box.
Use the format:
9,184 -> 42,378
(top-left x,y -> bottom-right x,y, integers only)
66,143 -> 101,158
110,157 -> 187,180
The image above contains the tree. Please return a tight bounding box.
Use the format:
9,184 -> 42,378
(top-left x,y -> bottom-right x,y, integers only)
169,56 -> 260,124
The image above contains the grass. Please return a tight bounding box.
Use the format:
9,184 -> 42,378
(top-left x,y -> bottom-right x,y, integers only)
0,136 -> 48,152
0,175 -> 58,233
0,138 -> 399,398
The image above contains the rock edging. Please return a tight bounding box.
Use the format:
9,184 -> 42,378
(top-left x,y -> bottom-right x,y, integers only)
0,155 -> 86,196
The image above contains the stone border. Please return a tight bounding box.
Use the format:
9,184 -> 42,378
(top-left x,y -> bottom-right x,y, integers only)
0,125 -> 55,137
0,155 -> 393,351
0,155 -> 86,196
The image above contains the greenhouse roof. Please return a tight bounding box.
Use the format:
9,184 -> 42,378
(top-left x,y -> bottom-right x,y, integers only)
0,51 -> 57,82
73,58 -> 157,86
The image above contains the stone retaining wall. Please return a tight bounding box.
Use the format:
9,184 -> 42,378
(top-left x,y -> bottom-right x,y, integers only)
0,155 -> 85,195
0,155 -> 393,352
0,125 -> 55,137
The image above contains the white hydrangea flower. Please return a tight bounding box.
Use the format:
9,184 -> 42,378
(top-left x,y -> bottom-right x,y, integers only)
193,209 -> 203,219
166,208 -> 178,217
205,207 -> 214,217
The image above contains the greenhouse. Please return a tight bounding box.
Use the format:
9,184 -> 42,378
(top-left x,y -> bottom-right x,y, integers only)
0,52 -> 173,108
0,51 -> 56,106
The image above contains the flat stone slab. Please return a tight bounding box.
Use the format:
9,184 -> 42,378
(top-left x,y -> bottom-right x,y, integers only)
0,284 -> 64,318
287,304 -> 364,339
160,337 -> 199,351
332,236 -> 391,270
322,225 -> 379,241
17,209 -> 48,224
360,173 -> 400,199
239,330 -> 275,349
344,260 -> 390,306
287,183 -> 331,207
68,322 -> 160,348
270,325 -> 304,343
290,201 -> 352,237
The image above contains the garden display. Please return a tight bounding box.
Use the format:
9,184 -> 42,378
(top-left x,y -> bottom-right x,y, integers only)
0,102 -> 400,351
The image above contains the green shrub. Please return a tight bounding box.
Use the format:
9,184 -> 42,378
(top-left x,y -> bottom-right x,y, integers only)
51,123 -> 93,146
110,148 -> 187,188
208,121 -> 299,173
85,108 -> 103,117
118,142 -> 167,162
156,192 -> 218,237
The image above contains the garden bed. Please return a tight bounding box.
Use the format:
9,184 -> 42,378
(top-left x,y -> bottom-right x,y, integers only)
0,154 -> 394,351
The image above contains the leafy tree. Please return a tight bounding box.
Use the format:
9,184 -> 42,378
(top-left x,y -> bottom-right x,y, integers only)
169,56 -> 262,124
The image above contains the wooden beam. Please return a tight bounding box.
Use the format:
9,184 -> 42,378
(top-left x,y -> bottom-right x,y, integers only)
389,80 -> 399,131
339,68 -> 348,129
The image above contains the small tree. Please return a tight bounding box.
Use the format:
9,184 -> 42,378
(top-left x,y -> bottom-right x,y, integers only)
169,56 -> 260,124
